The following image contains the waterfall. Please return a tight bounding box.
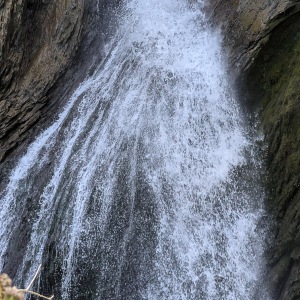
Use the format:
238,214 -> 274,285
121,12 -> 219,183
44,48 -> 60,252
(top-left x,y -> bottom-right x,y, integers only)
0,0 -> 269,299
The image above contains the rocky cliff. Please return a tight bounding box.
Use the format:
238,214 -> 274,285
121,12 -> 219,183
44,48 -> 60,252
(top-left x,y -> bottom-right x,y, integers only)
0,0 -> 119,183
1,0 -> 300,299
0,0 -> 121,286
209,0 -> 300,299
208,0 -> 300,71
0,0 -> 83,162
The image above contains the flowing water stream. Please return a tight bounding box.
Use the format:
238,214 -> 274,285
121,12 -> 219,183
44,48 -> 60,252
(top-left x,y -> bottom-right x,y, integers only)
0,0 -> 269,299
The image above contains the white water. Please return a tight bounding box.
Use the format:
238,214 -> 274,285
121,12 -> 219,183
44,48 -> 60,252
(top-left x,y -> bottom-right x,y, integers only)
0,0 -> 268,299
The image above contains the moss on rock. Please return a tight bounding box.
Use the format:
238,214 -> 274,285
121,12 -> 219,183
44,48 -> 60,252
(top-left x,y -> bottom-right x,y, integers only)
244,12 -> 300,300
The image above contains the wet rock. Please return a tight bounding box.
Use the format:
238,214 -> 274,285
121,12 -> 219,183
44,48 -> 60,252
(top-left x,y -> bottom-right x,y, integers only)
1,0 -> 300,299
243,13 -> 300,299
208,0 -> 300,72
0,0 -> 120,292
210,1 -> 300,299
0,0 -> 120,185
0,0 -> 84,163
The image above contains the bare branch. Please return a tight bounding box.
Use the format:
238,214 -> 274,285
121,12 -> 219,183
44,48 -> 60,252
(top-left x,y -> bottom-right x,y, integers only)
19,289 -> 54,300
19,264 -> 54,300
26,264 -> 42,290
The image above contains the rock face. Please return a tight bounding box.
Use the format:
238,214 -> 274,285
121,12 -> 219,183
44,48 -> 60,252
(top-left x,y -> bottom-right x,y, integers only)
1,0 -> 300,299
246,16 -> 300,300
0,0 -> 121,288
0,0 -> 119,181
210,0 -> 300,299
0,0 -> 84,162
208,0 -> 300,71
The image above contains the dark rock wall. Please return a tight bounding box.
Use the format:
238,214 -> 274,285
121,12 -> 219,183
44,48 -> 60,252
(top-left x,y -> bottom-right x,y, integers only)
245,14 -> 300,300
1,0 -> 300,299
0,0 -> 120,293
209,0 -> 300,299
208,0 -> 300,72
0,0 -> 120,180
0,0 -> 84,162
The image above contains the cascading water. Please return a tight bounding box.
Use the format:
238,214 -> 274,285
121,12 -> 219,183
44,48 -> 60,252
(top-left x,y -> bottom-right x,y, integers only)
0,0 -> 270,299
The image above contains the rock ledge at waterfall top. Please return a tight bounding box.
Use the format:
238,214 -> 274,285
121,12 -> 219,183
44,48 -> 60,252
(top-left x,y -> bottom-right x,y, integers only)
210,1 -> 300,299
